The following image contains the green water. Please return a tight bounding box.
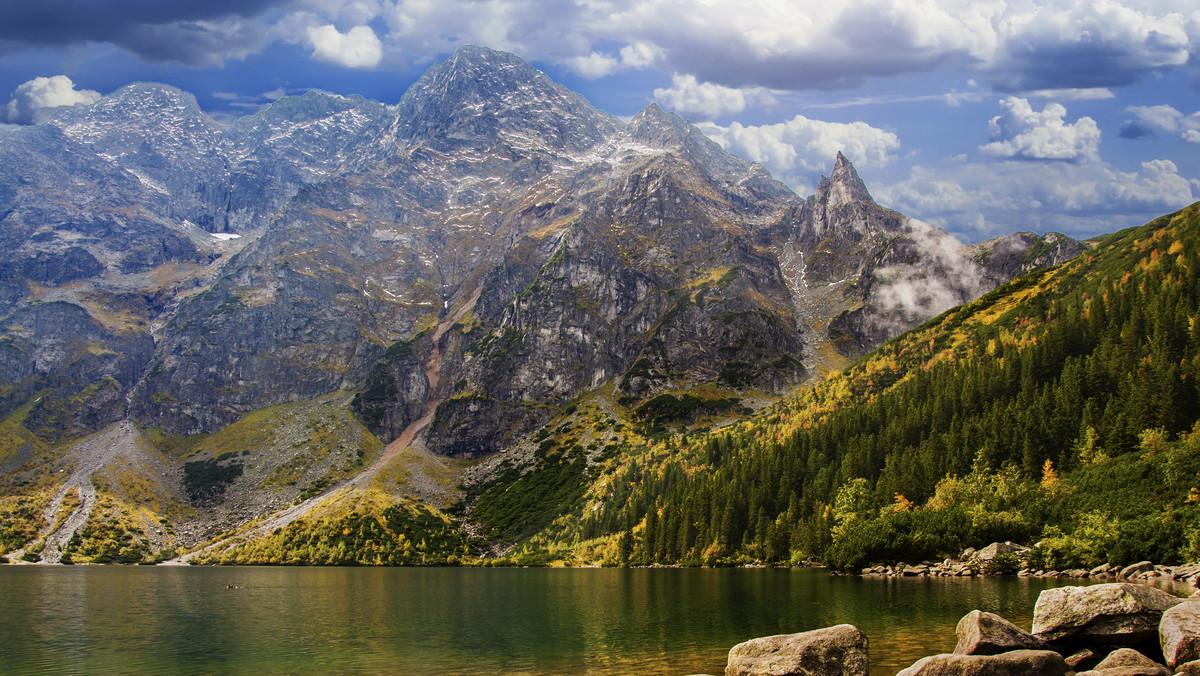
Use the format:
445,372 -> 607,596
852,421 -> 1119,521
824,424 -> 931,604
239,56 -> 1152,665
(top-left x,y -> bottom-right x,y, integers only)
0,566 -> 1114,675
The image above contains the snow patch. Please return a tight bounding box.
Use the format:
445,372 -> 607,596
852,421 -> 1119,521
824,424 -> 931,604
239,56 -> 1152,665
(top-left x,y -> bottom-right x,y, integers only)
210,233 -> 242,241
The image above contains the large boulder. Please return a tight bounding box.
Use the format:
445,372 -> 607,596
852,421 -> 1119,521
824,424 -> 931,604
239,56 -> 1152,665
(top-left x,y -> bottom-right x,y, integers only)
1032,583 -> 1184,645
725,625 -> 868,676
954,610 -> 1049,655
975,542 -> 1029,561
1161,598 -> 1200,667
1075,648 -> 1171,675
896,649 -> 1068,676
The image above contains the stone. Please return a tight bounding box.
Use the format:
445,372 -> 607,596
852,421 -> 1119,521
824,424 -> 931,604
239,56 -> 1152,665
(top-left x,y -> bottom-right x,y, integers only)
976,542 -> 1029,561
1120,562 -> 1155,580
1091,564 -> 1114,577
725,624 -> 868,676
896,649 -> 1068,676
1093,648 -> 1171,673
1176,659 -> 1200,675
1032,583 -> 1184,645
1064,649 -> 1097,670
953,610 -> 1049,655
1160,598 -> 1200,667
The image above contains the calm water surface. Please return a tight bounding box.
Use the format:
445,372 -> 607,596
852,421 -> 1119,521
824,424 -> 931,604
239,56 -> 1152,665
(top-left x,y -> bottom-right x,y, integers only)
0,566 -> 1126,675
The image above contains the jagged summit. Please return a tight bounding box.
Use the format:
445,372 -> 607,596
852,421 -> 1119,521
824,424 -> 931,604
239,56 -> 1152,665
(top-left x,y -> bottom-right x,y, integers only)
814,151 -> 875,208
391,44 -> 620,151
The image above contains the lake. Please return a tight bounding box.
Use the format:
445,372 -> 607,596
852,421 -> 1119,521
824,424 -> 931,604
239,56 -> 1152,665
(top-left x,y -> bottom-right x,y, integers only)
0,566 -> 1137,675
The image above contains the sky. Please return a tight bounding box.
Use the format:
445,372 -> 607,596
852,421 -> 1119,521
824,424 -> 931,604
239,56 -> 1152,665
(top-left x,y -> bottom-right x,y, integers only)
2,0 -> 1200,243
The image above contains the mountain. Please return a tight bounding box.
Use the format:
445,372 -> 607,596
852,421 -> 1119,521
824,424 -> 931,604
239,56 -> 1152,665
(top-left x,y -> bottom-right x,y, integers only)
498,201 -> 1200,570
0,46 -> 1086,564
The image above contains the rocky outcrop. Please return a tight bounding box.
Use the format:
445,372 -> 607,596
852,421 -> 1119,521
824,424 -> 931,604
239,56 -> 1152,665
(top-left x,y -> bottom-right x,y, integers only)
1032,583 -> 1184,646
896,649 -> 1069,676
954,610 -> 1049,655
1160,598 -> 1200,667
725,625 -> 868,676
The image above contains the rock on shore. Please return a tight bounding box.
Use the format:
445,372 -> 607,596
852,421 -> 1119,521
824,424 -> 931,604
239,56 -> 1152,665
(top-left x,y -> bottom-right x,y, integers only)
724,580 -> 1200,676
725,625 -> 868,676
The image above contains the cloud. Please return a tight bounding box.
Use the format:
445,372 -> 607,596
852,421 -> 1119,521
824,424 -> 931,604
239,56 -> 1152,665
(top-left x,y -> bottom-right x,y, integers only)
697,115 -> 899,191
3,1 -> 1198,94
6,75 -> 102,125
1023,88 -> 1116,101
980,97 -> 1100,162
307,24 -> 382,68
0,0 -> 284,66
877,158 -> 1198,240
565,52 -> 622,79
1120,105 -> 1200,143
653,75 -> 775,120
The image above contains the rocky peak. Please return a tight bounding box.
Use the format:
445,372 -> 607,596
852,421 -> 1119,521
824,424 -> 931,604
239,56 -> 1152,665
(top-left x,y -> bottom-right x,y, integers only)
49,82 -> 221,148
626,103 -> 774,187
627,103 -> 690,148
814,152 -> 875,209
392,44 -> 620,151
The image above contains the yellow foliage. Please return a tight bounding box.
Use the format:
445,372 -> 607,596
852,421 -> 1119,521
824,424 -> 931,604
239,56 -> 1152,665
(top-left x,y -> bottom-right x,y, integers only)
1040,459 -> 1058,488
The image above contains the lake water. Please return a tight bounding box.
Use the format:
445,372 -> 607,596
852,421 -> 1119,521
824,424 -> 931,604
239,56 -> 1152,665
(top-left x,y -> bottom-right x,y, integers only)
0,566 -> 1135,675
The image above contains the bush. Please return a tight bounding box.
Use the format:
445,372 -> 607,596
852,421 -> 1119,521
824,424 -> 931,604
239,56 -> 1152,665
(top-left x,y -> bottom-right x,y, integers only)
982,552 -> 1020,575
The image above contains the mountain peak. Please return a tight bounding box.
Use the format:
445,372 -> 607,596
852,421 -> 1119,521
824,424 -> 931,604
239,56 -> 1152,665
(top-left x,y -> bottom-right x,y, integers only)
816,153 -> 874,208
628,103 -> 690,147
392,45 -> 618,150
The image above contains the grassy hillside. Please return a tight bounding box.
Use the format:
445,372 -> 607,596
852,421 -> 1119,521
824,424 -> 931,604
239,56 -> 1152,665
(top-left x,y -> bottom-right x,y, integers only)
490,202 -> 1200,570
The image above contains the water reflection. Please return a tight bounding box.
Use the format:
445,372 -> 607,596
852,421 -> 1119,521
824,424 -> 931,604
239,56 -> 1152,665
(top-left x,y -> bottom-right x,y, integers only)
0,566 -> 1183,675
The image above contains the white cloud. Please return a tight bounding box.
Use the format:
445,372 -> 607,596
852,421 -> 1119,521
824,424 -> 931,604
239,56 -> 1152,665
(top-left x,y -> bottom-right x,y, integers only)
980,97 -> 1100,162
1126,104 -> 1184,132
653,75 -> 775,120
1023,88 -> 1116,101
5,75 -> 102,125
697,114 -> 899,191
877,158 -> 1198,241
307,24 -> 383,68
565,51 -> 621,79
1121,105 -> 1200,143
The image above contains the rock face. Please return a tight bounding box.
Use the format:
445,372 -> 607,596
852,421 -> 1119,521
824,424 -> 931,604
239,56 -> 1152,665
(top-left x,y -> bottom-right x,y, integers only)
954,610 -> 1049,655
1161,598 -> 1200,667
896,649 -> 1069,676
1032,583 -> 1184,645
725,625 -> 868,676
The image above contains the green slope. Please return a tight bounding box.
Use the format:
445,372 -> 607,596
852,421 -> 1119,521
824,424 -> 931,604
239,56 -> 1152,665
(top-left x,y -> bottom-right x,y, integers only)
493,202 -> 1200,569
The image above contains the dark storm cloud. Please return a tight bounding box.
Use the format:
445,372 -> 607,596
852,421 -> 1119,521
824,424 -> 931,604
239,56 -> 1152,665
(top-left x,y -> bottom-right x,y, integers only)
0,0 -> 289,65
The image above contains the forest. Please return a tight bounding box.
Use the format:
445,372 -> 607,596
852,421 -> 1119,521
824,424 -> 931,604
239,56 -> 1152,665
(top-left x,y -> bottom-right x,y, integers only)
483,204 -> 1200,571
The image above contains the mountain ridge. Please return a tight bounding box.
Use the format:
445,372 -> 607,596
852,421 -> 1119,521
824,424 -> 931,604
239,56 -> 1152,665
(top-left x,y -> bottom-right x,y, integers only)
0,45 -> 1089,563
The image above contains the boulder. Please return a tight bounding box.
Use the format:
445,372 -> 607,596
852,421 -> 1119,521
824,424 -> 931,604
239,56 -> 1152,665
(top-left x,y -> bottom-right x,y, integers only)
1091,564 -> 1114,577
976,542 -> 1029,561
896,649 -> 1068,676
1032,583 -> 1184,645
953,610 -> 1049,655
1160,598 -> 1200,667
725,624 -> 868,676
1074,647 -> 1172,675
1120,562 -> 1155,580
1176,659 -> 1200,675
1064,649 -> 1097,670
